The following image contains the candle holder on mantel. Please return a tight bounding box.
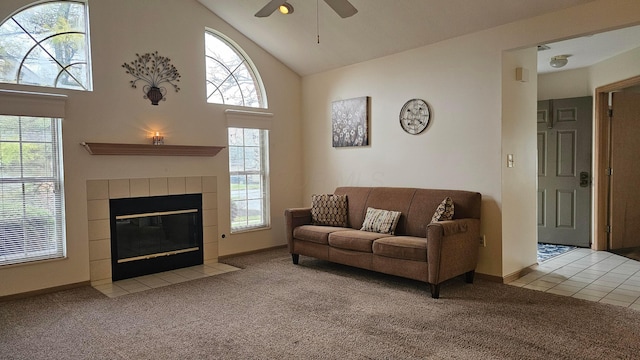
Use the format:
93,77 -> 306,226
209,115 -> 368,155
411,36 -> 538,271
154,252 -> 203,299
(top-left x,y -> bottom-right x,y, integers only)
152,132 -> 164,145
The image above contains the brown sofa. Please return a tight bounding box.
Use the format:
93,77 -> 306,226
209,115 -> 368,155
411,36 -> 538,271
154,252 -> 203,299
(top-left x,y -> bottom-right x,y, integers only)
284,187 -> 481,298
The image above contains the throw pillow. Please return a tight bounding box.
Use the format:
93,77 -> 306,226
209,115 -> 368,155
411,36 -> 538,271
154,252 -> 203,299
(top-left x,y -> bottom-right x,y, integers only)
360,207 -> 402,235
431,197 -> 454,222
311,194 -> 348,227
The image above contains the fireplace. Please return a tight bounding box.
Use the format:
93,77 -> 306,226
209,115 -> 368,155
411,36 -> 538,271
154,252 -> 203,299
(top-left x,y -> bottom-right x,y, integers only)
110,194 -> 203,281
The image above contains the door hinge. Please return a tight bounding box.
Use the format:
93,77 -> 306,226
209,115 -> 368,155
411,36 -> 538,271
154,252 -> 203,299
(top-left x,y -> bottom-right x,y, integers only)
608,108 -> 613,118
606,225 -> 611,233
606,168 -> 613,176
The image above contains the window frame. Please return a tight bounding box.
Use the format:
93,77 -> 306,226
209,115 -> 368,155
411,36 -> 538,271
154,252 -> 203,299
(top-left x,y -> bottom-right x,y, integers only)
204,28 -> 267,109
228,127 -> 270,233
0,0 -> 93,91
0,114 -> 66,266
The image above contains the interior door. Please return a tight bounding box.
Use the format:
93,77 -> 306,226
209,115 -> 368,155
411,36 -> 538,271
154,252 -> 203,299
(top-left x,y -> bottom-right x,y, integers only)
609,91 -> 640,250
537,96 -> 592,247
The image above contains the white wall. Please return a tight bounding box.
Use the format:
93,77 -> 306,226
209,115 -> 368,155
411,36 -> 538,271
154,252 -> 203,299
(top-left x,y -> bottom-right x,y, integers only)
302,0 -> 640,278
590,46 -> 640,89
0,0 -> 302,297
538,68 -> 591,100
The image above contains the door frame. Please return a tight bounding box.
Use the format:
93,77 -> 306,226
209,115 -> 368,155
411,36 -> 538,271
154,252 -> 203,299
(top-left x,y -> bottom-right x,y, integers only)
594,75 -> 640,250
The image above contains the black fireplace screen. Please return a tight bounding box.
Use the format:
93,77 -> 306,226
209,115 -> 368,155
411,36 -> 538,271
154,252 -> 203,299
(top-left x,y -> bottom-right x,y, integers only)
110,194 -> 203,281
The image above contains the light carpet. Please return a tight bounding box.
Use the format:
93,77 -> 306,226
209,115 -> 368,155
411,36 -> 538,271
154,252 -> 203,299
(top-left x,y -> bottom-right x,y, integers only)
2,248 -> 640,359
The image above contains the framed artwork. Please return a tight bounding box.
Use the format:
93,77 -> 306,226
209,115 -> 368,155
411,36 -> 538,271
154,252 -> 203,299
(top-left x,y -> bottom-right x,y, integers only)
332,96 -> 369,147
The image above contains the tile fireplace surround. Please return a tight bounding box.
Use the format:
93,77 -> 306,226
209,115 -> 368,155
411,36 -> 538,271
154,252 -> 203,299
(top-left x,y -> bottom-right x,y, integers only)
87,176 -> 218,286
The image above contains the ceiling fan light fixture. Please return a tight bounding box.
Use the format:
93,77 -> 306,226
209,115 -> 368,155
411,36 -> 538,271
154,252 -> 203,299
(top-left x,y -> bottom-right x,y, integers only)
279,2 -> 294,15
550,55 -> 570,68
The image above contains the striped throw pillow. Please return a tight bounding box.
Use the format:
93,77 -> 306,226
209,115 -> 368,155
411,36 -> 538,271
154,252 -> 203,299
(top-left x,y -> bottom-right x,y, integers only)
311,194 -> 348,227
360,207 -> 402,235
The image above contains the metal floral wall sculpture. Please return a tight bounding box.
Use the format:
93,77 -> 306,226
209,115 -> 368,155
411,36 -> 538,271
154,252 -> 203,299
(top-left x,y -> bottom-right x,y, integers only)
122,51 -> 181,105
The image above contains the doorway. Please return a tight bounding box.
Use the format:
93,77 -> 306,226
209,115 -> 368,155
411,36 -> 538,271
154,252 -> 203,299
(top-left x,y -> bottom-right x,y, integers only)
595,76 -> 640,259
537,96 -> 592,248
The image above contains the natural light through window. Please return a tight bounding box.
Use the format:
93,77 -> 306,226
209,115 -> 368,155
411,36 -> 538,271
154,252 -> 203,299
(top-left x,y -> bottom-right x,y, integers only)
0,115 -> 66,266
228,127 -> 270,232
205,30 -> 265,108
0,0 -> 92,90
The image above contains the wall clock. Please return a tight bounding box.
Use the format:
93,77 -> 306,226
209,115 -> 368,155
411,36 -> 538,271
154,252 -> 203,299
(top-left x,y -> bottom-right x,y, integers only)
399,99 -> 430,135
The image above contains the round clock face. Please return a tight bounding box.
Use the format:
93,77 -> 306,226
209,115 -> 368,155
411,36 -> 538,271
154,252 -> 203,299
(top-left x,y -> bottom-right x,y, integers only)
399,99 -> 430,135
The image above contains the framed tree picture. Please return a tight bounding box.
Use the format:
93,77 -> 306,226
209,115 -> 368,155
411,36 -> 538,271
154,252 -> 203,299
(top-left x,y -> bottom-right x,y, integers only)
331,96 -> 370,147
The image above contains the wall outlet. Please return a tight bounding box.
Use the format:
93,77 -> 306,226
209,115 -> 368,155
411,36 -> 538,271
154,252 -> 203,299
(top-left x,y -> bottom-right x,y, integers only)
479,235 -> 486,247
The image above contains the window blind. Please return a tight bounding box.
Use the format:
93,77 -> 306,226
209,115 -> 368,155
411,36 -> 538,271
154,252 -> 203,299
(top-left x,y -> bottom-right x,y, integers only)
0,115 -> 66,266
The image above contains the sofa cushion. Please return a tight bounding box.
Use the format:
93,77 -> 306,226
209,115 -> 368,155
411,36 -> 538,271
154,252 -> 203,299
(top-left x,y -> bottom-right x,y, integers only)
431,197 -> 454,222
360,207 -> 402,234
328,230 -> 393,252
311,194 -> 348,227
372,236 -> 428,261
293,225 -> 347,245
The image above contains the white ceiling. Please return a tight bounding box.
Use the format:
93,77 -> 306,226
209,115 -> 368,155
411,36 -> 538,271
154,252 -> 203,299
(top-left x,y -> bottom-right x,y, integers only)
198,0 -> 639,76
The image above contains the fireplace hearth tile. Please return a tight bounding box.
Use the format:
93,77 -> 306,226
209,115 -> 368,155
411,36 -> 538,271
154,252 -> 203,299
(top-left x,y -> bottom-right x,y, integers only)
87,200 -> 109,220
168,177 -> 186,195
130,178 -> 150,197
149,177 -> 168,196
87,180 -> 109,200
108,179 -> 130,198
186,177 -> 202,193
202,176 -> 217,193
92,262 -> 240,298
202,193 -> 217,210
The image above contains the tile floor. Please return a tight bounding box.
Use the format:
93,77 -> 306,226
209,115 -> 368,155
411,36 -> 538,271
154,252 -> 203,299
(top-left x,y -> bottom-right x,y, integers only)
509,248 -> 640,310
92,261 -> 240,298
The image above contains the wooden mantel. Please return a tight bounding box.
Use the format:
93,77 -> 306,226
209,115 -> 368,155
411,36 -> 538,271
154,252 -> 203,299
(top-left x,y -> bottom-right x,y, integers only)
81,142 -> 225,157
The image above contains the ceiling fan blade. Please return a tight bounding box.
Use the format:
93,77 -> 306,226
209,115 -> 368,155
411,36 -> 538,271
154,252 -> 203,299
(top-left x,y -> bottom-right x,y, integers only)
255,0 -> 285,17
323,0 -> 358,18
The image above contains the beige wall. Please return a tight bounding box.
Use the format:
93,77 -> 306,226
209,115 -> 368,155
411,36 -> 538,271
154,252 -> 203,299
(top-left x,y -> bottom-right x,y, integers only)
301,0 -> 640,278
538,68 -> 591,100
0,0 -> 302,297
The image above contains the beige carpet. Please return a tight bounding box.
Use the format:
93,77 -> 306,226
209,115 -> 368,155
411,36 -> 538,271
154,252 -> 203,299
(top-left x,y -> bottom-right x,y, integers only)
2,248 -> 640,359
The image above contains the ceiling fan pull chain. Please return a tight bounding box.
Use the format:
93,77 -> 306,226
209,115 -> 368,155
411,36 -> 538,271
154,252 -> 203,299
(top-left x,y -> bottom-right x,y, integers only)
317,0 -> 320,44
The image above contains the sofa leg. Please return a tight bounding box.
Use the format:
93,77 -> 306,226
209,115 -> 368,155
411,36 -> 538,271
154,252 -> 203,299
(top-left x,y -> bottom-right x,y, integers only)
465,270 -> 475,284
429,284 -> 440,299
292,254 -> 299,265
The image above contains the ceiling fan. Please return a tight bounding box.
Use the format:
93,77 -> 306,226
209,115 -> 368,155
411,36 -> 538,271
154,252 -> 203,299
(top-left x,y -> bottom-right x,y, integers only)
255,0 -> 358,18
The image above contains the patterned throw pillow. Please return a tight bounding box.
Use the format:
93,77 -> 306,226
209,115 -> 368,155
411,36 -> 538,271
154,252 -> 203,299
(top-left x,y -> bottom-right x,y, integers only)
311,194 -> 348,227
360,207 -> 402,235
431,197 -> 454,222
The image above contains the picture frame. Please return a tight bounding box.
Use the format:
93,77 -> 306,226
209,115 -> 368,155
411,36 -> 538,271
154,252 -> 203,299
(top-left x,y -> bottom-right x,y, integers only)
331,96 -> 370,147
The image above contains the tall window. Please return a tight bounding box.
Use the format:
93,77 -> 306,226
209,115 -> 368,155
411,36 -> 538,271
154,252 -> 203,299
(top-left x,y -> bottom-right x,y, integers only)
205,30 -> 266,108
0,115 -> 66,266
0,1 -> 92,90
228,127 -> 270,232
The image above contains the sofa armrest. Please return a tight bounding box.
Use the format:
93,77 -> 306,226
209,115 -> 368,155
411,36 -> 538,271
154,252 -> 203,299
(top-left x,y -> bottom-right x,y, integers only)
426,218 -> 480,285
284,207 -> 312,252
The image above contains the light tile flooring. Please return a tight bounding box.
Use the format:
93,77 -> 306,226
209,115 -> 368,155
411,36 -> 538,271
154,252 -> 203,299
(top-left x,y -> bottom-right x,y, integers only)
92,261 -> 240,298
509,248 -> 640,310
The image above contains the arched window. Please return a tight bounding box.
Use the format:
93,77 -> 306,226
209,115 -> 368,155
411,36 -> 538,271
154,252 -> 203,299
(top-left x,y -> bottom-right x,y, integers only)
0,0 -> 92,90
205,30 -> 266,108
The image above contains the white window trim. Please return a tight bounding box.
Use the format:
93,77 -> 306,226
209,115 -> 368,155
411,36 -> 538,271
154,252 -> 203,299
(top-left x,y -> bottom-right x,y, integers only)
224,109 -> 273,130
0,89 -> 67,117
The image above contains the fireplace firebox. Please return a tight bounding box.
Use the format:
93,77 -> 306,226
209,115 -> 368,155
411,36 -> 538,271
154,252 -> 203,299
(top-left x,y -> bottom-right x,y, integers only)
110,194 -> 203,281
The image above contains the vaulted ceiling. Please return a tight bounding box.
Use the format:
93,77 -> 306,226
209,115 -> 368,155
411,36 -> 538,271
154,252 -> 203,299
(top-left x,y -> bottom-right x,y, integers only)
198,0 -> 609,76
